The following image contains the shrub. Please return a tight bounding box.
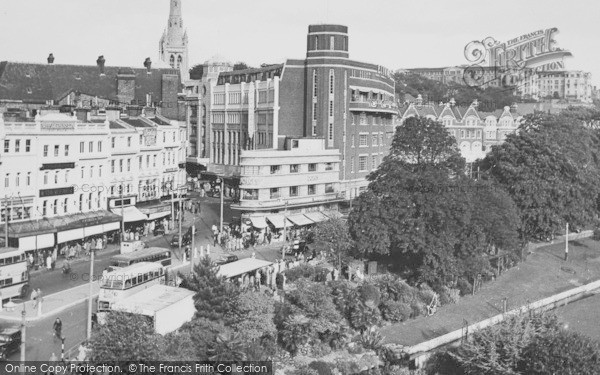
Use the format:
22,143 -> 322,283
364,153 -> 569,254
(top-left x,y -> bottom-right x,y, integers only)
360,329 -> 384,352
309,361 -> 334,375
456,278 -> 472,296
593,228 -> 600,241
285,264 -> 318,282
380,300 -> 412,323
416,285 -> 438,307
350,303 -> 382,332
335,359 -> 361,375
293,365 -> 319,375
329,280 -> 358,318
359,283 -> 382,307
373,275 -> 417,304
438,286 -> 461,305
519,330 -> 600,375
410,300 -> 427,318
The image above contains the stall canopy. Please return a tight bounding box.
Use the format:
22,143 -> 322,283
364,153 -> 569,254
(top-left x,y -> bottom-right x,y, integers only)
287,214 -> 315,227
249,216 -> 268,229
111,206 -> 147,222
216,258 -> 273,279
266,214 -> 293,229
303,211 -> 329,223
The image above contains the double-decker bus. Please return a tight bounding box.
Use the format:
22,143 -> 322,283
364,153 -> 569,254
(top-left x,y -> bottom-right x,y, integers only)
0,247 -> 29,301
108,247 -> 172,270
97,262 -> 165,311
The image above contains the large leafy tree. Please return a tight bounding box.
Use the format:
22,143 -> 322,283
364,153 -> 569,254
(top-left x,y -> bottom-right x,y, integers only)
479,111 -> 600,241
88,311 -> 164,362
179,256 -> 240,322
313,218 -> 355,271
227,290 -> 277,341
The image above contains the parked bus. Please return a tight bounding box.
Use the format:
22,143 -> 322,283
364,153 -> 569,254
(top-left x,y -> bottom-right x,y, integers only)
108,247 -> 172,270
0,247 -> 29,301
97,262 -> 166,311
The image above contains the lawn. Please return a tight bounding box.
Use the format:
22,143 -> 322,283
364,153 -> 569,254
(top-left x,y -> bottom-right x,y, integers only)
379,237 -> 600,346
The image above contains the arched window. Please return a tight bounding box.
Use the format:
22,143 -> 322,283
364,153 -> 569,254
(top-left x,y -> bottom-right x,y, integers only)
177,55 -> 183,69
169,55 -> 175,68
42,201 -> 47,217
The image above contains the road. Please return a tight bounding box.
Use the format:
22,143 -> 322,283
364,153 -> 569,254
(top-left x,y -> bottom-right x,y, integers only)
1,196 -> 234,361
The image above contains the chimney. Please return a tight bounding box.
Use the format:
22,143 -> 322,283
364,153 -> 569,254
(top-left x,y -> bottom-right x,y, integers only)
127,105 -> 143,117
74,108 -> 90,122
471,99 -> 479,108
47,53 -> 55,64
96,55 -> 106,75
143,106 -> 156,118
105,106 -> 121,121
144,58 -> 152,72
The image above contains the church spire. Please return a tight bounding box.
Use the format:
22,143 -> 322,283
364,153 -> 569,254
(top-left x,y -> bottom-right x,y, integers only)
159,0 -> 189,81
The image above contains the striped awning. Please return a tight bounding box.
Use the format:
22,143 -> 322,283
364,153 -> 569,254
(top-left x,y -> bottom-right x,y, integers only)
287,214 -> 314,227
303,211 -> 329,223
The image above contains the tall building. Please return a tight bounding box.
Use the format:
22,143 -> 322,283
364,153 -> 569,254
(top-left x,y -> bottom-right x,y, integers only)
159,0 -> 189,82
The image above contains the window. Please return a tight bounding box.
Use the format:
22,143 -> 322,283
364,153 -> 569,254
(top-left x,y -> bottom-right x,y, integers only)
329,100 -> 334,116
213,93 -> 225,105
359,156 -> 367,171
90,166 -> 93,178
53,199 -> 58,215
258,91 -> 267,103
99,165 -> 102,177
119,160 -> 123,172
15,173 -> 19,187
308,185 -> 316,195
112,137 -> 116,148
111,160 -> 115,173
127,159 -> 131,172
3,140 -> 8,153
54,145 -> 59,157
140,134 -> 143,145
26,172 -> 31,186
65,170 -> 69,183
63,198 -> 68,213
79,142 -> 84,153
270,188 -> 280,199
372,155 -> 377,169
228,92 -> 241,104
325,183 -> 334,193
153,155 -> 156,167
163,132 -> 166,143
325,163 -> 334,171
313,70 -> 318,97
351,134 -> 355,147
88,141 -> 93,153
328,123 -> 334,145
308,163 -> 317,172
25,140 -> 31,152
81,166 -> 84,179
270,165 -> 280,174
372,133 -> 378,146
15,140 -> 20,152
4,174 -> 8,188
350,157 -> 355,173
329,70 -> 334,94
139,156 -> 142,169
64,144 -> 69,156
290,186 -> 298,197
146,155 -> 150,168
54,171 -> 59,184
290,164 -> 299,173
42,201 -> 47,216
312,102 -> 318,122
330,36 -> 335,50
359,134 -> 368,147
242,189 -> 259,200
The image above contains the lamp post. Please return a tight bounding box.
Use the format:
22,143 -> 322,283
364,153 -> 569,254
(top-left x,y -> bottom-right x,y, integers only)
86,247 -> 94,340
20,304 -> 26,363
216,178 -> 224,232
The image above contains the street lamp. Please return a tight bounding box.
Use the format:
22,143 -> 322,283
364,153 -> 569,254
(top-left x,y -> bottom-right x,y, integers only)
216,178 -> 224,232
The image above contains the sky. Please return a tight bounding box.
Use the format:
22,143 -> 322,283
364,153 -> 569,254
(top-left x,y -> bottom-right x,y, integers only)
0,0 -> 598,85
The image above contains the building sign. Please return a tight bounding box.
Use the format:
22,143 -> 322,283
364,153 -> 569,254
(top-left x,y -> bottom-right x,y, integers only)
463,27 -> 573,88
41,122 -> 75,131
40,162 -> 75,170
39,186 -> 75,197
143,129 -> 157,146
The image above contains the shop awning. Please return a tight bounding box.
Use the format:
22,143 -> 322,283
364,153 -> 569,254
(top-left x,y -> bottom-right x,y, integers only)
303,211 -> 329,223
111,206 -> 147,223
323,211 -> 343,220
147,211 -> 171,221
217,258 -> 273,279
287,214 -> 315,227
249,216 -> 268,229
266,215 -> 293,229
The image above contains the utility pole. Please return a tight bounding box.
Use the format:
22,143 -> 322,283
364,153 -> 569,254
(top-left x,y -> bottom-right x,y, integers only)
564,222 -> 569,261
190,225 -> 195,273
283,201 -> 288,244
20,304 -> 26,363
87,248 -> 94,340
4,195 -> 9,247
170,182 -> 175,231
177,188 -> 182,254
120,183 -> 124,242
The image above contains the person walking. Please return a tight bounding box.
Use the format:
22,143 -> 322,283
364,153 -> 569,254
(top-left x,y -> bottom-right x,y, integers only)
53,318 -> 62,340
31,288 -> 38,308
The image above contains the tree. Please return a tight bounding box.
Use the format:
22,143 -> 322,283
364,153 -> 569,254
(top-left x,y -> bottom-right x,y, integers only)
519,330 -> 600,375
88,311 -> 164,362
163,318 -> 228,360
233,62 -> 251,70
189,64 -> 204,79
227,290 -> 277,341
180,256 -> 240,322
479,112 -> 600,241
313,218 -> 355,271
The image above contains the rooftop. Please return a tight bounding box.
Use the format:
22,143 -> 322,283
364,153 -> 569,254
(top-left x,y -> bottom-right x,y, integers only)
111,285 -> 195,315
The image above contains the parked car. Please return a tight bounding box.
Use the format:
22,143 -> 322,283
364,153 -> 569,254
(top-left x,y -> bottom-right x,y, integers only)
0,326 -> 21,360
216,255 -> 238,266
170,233 -> 191,248
153,225 -> 166,236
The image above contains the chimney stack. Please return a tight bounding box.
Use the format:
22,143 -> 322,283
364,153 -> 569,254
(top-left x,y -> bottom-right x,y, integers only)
450,98 -> 456,107
96,55 -> 106,75
47,53 -> 55,64
416,94 -> 423,106
105,106 -> 121,121
144,58 -> 152,72
127,105 -> 143,117
143,107 -> 156,118
74,107 -> 90,122
510,103 -> 518,113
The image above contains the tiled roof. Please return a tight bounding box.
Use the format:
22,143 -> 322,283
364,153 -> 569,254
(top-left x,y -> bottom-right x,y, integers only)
0,62 -> 180,104
109,121 -> 126,129
121,118 -> 153,128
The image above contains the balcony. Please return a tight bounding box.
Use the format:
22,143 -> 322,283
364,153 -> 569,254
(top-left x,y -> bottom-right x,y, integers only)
232,192 -> 345,211
349,100 -> 398,114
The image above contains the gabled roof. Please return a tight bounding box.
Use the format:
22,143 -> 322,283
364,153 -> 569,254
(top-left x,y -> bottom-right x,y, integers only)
0,61 -> 180,104
438,105 -> 456,119
462,106 -> 481,120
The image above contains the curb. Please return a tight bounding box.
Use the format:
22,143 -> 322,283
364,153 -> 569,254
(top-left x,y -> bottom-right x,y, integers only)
0,293 -> 99,323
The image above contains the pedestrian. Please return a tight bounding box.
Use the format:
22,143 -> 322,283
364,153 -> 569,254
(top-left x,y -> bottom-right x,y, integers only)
46,254 -> 52,270
53,317 -> 62,340
31,288 -> 38,308
49,352 -> 58,362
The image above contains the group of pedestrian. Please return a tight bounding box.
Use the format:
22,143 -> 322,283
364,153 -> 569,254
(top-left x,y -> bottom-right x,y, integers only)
61,235 -> 107,261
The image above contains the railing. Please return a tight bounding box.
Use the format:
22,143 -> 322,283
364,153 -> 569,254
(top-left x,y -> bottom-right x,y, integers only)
237,192 -> 344,208
349,100 -> 399,112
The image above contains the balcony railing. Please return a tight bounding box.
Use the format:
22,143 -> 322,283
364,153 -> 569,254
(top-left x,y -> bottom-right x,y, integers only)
236,192 -> 345,209
349,100 -> 398,113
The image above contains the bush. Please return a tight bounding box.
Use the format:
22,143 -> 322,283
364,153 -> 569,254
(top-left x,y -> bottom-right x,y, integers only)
373,275 -> 417,304
380,300 -> 412,323
329,280 -> 358,318
360,329 -> 384,352
593,228 -> 600,241
456,278 -> 472,296
410,300 -> 427,318
417,285 -> 438,307
350,303 -> 382,332
359,283 -> 382,307
293,365 -> 319,375
438,286 -> 460,305
309,361 -> 334,375
519,330 -> 600,375
285,264 -> 318,282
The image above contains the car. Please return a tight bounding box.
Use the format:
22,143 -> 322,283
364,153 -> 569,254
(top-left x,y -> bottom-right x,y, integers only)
216,255 -> 238,266
170,233 -> 191,248
153,225 -> 166,236
0,326 -> 21,360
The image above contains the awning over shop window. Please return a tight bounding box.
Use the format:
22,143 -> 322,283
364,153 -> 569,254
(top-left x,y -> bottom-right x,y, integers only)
57,228 -> 85,243
111,206 -> 147,223
287,214 -> 315,227
147,211 -> 171,221
266,215 -> 293,229
249,216 -> 268,229
303,211 -> 329,223
103,222 -> 120,232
